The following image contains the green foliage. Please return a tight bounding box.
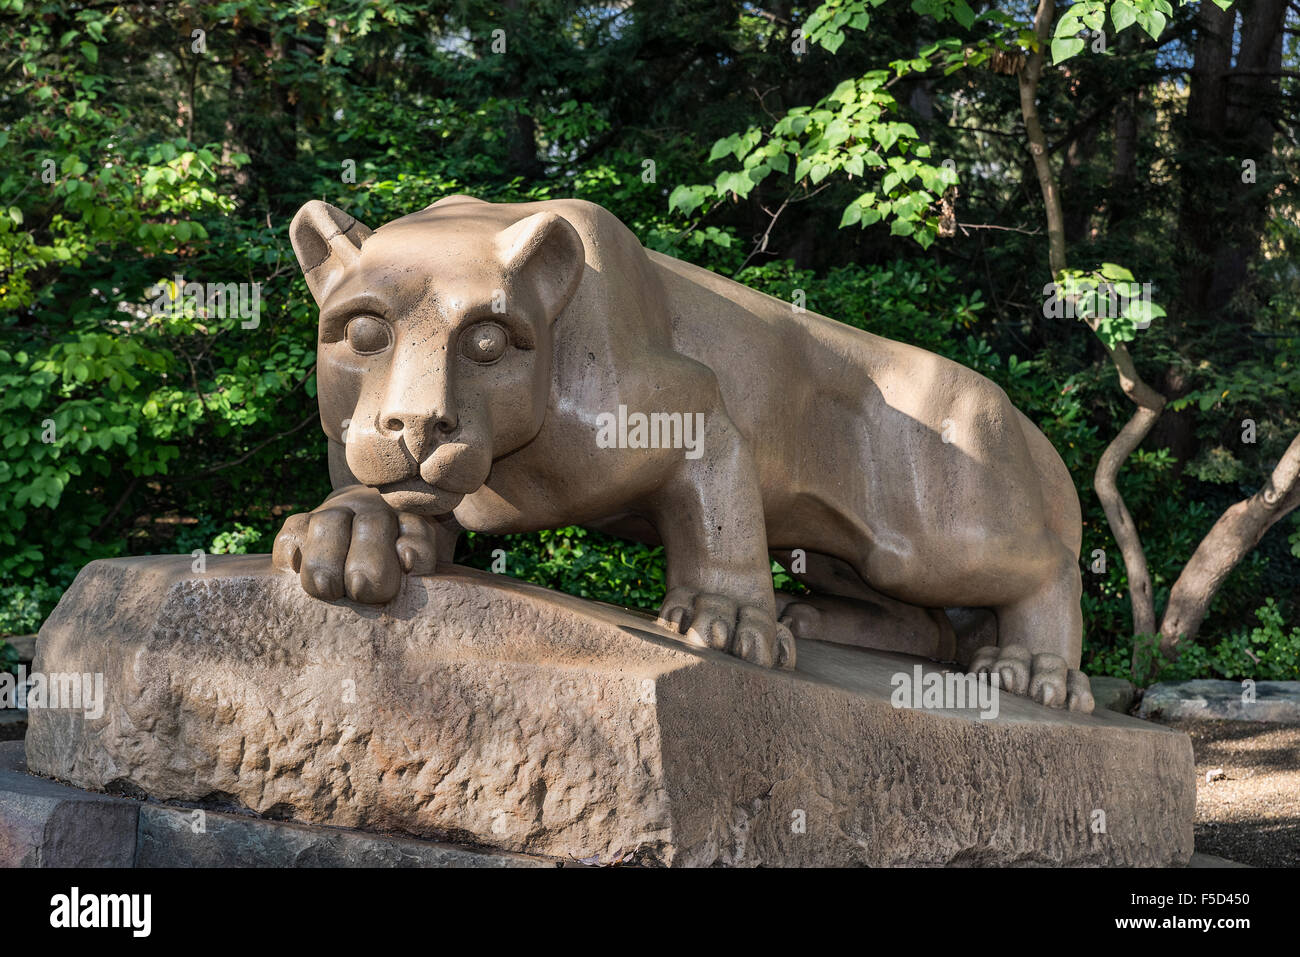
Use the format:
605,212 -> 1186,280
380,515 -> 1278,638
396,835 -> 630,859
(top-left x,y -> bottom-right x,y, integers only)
173,516 -> 276,557
209,522 -> 268,555
0,580 -> 63,638
460,527 -> 667,612
458,530 -> 804,611
1051,263 -> 1168,349
1088,599 -> 1300,681
734,257 -> 985,352
1051,1 -> 1235,64
671,0 -> 1234,252
672,70 -> 959,248
804,0 -> 888,54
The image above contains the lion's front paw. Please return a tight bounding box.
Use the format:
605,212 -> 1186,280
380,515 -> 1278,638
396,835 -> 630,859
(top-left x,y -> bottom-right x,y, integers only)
970,644 -> 1094,713
271,485 -> 438,604
656,586 -> 796,670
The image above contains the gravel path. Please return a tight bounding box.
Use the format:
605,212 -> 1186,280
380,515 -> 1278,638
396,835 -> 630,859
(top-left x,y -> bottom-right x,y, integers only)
1168,719 -> 1300,867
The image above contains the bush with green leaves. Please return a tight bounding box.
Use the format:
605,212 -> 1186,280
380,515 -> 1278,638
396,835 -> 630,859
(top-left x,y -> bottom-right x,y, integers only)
459,527 -> 666,612
0,580 -> 63,637
1088,599 -> 1300,682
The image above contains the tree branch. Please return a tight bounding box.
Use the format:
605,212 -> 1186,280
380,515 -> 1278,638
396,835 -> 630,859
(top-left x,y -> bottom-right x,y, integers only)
1158,430 -> 1300,651
173,413 -> 319,482
1019,0 -> 1066,276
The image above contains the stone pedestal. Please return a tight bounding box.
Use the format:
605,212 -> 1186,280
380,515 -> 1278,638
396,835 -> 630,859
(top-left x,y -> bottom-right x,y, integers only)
24,555 -> 1194,866
0,742 -> 547,868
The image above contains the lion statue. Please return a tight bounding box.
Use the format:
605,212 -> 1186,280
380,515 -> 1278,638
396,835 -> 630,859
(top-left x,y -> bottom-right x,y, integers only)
272,195 -> 1094,713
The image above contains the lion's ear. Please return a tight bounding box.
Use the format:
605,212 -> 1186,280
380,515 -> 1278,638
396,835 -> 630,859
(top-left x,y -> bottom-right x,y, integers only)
495,211 -> 585,321
290,201 -> 373,305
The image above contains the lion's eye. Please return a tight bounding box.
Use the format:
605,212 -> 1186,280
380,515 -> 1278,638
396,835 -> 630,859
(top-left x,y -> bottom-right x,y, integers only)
460,321 -> 509,364
344,315 -> 391,355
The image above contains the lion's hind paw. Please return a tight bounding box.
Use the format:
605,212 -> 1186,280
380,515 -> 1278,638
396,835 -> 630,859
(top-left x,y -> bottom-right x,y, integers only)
970,644 -> 1094,713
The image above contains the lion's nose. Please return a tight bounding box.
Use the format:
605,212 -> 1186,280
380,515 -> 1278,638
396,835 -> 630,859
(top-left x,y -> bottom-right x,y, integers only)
378,409 -> 457,460
382,411 -> 456,434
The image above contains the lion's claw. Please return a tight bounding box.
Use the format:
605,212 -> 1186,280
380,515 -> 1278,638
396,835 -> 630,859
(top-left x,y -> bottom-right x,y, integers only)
656,586 -> 796,670
272,484 -> 438,604
970,643 -> 1094,713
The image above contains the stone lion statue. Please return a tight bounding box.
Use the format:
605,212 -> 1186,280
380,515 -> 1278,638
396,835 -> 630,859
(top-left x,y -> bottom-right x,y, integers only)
272,195 -> 1094,713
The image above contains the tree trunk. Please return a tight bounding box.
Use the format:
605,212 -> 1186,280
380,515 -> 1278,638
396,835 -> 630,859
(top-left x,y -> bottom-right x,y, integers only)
1018,0 -> 1066,276
1158,431 -> 1300,652
1174,1 -> 1235,323
1017,0 -> 1166,660
1090,341 -> 1166,648
1108,32 -> 1139,227
1208,0 -> 1287,308
1176,0 -> 1286,325
506,109 -> 544,181
1061,121 -> 1097,246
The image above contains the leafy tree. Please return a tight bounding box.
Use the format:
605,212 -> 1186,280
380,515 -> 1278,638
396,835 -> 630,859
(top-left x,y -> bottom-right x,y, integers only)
674,0 -> 1299,677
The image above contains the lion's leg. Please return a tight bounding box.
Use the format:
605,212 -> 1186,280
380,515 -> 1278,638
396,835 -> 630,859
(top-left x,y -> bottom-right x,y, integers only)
649,406 -> 795,669
969,540 -> 1094,713
966,416 -> 1092,711
430,513 -> 462,566
774,591 -> 957,659
769,550 -> 956,659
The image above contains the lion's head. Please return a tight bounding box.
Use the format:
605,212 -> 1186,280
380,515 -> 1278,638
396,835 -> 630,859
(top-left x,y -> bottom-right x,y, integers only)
290,196 -> 586,515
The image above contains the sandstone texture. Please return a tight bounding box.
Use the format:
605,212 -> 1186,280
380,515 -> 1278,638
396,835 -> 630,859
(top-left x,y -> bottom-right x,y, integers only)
0,741 -> 548,868
26,555 -> 1195,866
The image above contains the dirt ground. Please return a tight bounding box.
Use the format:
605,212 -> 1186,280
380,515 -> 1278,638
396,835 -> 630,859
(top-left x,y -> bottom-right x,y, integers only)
1165,718 -> 1300,868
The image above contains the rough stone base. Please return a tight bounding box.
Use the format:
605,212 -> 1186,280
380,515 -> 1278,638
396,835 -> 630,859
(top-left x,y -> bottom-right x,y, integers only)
1138,679 -> 1300,724
1089,677 -> 1137,714
25,555 -> 1195,867
0,742 -> 549,867
0,710 -> 26,742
